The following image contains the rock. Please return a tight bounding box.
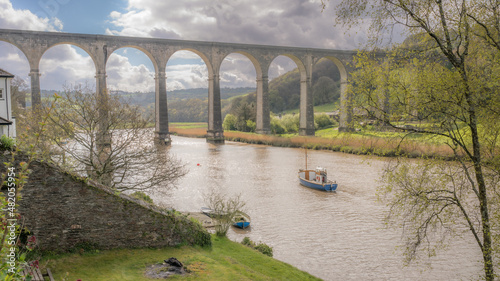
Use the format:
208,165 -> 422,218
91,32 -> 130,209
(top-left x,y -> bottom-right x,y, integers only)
165,257 -> 183,268
144,258 -> 188,279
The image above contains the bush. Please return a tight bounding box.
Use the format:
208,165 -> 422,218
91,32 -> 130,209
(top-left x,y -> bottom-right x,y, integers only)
131,191 -> 153,204
246,120 -> 256,132
315,113 -> 334,129
241,237 -> 273,257
255,243 -> 273,257
0,135 -> 15,151
270,116 -> 286,134
223,114 -> 237,130
281,114 -> 300,133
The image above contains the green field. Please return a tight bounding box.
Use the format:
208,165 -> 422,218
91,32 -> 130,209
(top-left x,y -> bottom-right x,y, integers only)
282,103 -> 337,115
41,236 -> 321,281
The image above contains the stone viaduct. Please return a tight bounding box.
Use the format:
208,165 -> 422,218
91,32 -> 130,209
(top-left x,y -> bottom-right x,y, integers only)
0,28 -> 358,144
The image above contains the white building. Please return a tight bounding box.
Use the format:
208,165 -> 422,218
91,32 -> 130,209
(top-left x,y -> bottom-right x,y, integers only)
0,69 -> 16,138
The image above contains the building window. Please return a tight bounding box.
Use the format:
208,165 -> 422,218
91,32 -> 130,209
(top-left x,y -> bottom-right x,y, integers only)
0,89 -> 3,99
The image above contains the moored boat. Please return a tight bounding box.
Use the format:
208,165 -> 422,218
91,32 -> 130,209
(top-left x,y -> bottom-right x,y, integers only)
298,167 -> 338,191
298,147 -> 337,191
232,211 -> 251,229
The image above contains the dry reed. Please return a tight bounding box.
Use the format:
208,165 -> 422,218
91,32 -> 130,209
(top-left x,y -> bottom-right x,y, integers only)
169,127 -> 455,159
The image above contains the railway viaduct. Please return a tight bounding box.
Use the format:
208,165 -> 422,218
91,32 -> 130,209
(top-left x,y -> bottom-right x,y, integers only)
0,28 -> 358,144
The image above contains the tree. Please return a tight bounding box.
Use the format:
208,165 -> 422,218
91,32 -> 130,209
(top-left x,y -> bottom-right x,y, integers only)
205,188 -> 246,237
324,0 -> 500,279
312,76 -> 339,106
33,85 -> 187,192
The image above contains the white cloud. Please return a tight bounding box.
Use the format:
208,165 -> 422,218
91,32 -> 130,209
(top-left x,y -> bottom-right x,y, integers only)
106,53 -> 155,92
0,0 -> 63,31
0,0 -> 65,87
106,0 -> 361,49
39,45 -> 95,90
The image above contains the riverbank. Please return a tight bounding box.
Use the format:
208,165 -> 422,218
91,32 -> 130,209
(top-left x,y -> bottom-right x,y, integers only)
169,123 -> 455,159
40,235 -> 321,280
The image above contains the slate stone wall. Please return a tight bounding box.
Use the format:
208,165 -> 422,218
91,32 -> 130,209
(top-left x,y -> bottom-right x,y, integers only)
2,154 -> 211,252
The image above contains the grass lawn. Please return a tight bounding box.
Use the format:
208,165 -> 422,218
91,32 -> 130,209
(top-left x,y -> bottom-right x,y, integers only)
41,236 -> 321,281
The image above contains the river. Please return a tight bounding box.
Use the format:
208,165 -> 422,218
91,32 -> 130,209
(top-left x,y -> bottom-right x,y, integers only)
153,135 -> 483,280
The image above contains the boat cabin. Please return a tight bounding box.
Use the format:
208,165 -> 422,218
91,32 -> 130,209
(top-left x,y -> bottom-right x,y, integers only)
300,167 -> 328,183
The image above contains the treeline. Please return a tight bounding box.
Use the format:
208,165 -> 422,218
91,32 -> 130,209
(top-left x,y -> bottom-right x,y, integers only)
223,112 -> 336,134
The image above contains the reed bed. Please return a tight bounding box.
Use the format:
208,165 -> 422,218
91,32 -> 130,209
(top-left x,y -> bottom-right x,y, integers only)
169,125 -> 455,159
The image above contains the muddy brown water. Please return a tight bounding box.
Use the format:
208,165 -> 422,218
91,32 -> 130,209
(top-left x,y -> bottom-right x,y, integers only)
153,135 -> 482,280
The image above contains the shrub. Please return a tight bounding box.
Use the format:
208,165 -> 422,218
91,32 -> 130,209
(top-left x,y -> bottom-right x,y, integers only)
241,237 -> 273,257
315,113 -> 334,129
0,135 -> 15,151
270,116 -> 286,134
255,243 -> 273,257
223,114 -> 237,130
241,236 -> 254,247
281,114 -> 300,133
246,120 -> 256,132
131,191 -> 154,204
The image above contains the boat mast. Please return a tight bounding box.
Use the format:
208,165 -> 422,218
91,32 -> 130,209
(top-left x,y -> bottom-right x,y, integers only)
305,146 -> 308,170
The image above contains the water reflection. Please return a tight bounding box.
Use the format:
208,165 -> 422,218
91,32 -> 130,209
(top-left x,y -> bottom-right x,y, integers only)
155,136 -> 482,281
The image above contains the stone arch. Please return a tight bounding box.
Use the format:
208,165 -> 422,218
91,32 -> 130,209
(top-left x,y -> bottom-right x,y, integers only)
168,48 -> 214,78
0,41 -> 30,77
43,41 -> 97,72
317,56 -> 348,83
107,45 -> 159,74
222,51 -> 263,79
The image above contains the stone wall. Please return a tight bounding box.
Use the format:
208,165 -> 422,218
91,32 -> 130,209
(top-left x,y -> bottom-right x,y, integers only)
2,154 -> 211,252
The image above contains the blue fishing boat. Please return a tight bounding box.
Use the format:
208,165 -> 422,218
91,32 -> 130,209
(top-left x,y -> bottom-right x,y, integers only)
232,211 -> 251,229
298,167 -> 338,191
298,147 -> 337,191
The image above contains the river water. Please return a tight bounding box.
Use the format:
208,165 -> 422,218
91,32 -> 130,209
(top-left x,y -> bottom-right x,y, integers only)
153,135 -> 483,280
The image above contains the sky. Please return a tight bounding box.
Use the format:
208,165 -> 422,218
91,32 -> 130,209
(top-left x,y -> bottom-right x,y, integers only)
0,0 -> 367,92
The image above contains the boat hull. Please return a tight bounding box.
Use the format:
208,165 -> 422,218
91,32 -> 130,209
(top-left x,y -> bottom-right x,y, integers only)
233,221 -> 251,229
299,176 -> 338,191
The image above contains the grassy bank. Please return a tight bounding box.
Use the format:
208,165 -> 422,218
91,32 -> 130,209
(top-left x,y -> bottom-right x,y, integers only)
40,236 -> 321,281
169,123 -> 454,159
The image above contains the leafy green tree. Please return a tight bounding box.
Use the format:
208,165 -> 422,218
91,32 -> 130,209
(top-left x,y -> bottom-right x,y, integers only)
222,114 -> 237,131
325,0 -> 500,279
312,76 -> 339,106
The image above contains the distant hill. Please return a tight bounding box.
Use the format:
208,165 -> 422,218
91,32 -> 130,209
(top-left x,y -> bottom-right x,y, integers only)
229,58 -> 342,114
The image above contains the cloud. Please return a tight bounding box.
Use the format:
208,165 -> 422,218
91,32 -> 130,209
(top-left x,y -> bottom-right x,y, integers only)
0,0 -> 65,87
106,53 -> 155,92
106,0 -> 361,49
0,0 -> 63,31
0,0 -> 356,91
39,45 -> 95,90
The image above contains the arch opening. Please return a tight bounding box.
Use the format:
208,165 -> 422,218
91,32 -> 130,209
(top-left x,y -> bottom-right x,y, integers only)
39,44 -> 96,93
219,52 -> 258,133
165,50 -> 209,123
267,55 -> 301,115
106,47 -> 156,94
311,57 -> 343,115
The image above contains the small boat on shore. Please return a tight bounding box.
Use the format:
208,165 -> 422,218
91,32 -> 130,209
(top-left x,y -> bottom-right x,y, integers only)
232,211 -> 251,229
298,147 -> 337,191
201,207 -> 216,217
